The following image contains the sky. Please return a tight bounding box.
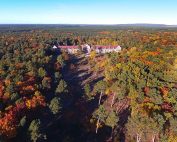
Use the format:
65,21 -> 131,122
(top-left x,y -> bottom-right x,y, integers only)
0,0 -> 177,25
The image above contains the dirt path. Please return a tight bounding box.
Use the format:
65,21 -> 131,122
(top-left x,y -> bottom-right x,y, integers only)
46,54 -> 130,142
64,54 -> 103,89
46,54 -> 91,140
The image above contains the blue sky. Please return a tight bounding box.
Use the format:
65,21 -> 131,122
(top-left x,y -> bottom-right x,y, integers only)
0,0 -> 177,24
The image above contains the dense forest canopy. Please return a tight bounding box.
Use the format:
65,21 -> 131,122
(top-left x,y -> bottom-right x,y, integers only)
0,25 -> 177,142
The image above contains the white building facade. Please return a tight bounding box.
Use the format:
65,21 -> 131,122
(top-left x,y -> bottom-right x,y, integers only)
54,45 -> 122,54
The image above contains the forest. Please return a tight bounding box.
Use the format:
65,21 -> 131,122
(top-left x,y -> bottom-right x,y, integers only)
0,25 -> 177,142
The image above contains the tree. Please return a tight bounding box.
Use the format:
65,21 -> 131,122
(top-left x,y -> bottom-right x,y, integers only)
110,82 -> 123,107
89,51 -> 96,60
38,67 -> 46,78
92,105 -> 108,134
19,116 -> 27,127
105,111 -> 119,139
55,79 -> 68,94
10,93 -> 19,102
5,83 -> 15,94
42,77 -> 51,89
28,119 -> 46,142
49,97 -> 62,115
105,111 -> 119,129
168,118 -> 177,141
126,115 -> 144,142
126,114 -> 160,142
84,83 -> 92,100
54,72 -> 61,80
94,81 -> 107,105
57,55 -> 65,68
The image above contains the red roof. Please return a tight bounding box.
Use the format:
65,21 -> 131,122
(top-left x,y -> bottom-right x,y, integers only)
58,46 -> 79,49
58,45 -> 120,49
95,45 -> 118,48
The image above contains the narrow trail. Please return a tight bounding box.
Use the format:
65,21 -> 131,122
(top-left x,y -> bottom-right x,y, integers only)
47,54 -> 104,142
46,54 -> 129,142
62,54 -> 104,117
63,54 -> 103,90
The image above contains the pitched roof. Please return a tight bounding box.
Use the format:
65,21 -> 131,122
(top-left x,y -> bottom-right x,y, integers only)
58,46 -> 79,49
95,45 -> 120,48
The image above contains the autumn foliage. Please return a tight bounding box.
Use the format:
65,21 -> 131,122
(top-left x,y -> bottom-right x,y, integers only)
0,94 -> 46,138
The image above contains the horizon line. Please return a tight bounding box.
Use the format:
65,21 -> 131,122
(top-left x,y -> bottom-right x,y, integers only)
0,23 -> 177,26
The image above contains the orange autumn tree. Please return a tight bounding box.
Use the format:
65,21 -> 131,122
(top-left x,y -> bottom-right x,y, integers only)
0,92 -> 46,138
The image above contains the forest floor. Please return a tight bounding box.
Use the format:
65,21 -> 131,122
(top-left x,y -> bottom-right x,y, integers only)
64,54 -> 104,87
47,53 -> 130,142
46,53 -> 106,142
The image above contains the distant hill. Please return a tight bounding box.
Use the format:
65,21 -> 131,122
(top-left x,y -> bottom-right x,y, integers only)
114,23 -> 177,28
0,23 -> 177,32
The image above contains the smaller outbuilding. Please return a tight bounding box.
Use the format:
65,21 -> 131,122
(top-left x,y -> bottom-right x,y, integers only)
95,45 -> 121,54
82,44 -> 91,54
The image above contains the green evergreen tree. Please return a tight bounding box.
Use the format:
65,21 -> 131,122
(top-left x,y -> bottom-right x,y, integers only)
28,119 -> 46,142
49,97 -> 62,115
38,67 -> 46,78
55,79 -> 68,94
